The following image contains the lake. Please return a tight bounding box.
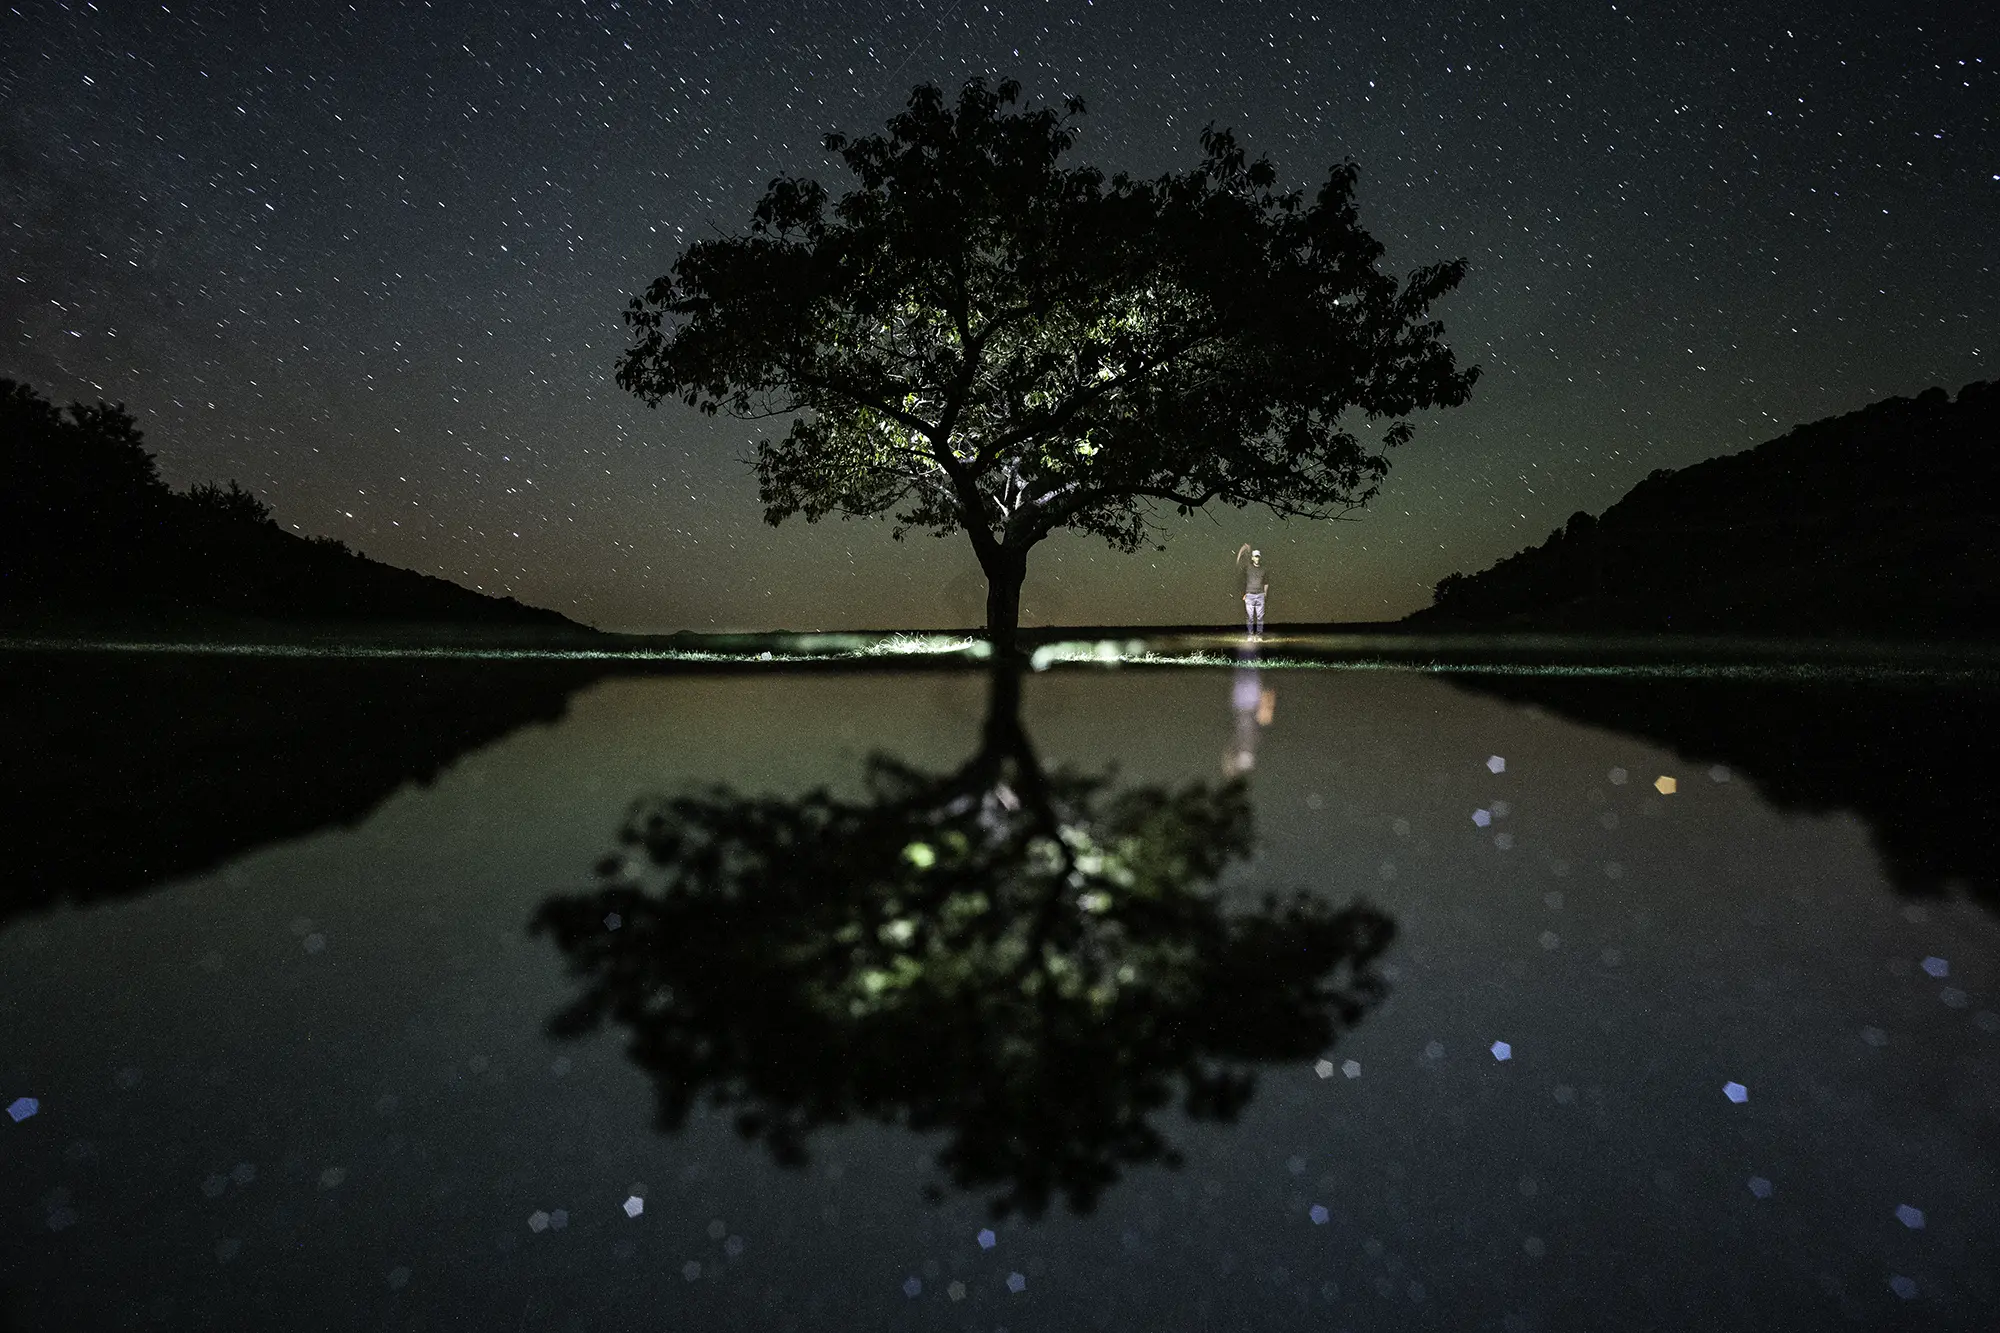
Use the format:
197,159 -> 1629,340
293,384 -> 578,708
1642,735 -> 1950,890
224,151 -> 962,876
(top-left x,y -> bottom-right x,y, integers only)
2,638 -> 1996,1331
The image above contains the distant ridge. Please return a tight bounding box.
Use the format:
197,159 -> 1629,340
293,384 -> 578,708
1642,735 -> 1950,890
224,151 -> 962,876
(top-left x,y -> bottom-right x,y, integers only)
1407,380 -> 1999,639
1,377 -> 592,636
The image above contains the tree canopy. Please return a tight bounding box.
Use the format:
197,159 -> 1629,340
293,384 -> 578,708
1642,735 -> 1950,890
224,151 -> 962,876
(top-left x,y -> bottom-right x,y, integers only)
618,77 -> 1478,644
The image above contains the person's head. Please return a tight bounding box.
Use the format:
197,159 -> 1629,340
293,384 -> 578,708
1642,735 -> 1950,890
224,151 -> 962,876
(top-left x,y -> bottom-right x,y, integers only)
1250,550 -> 1261,564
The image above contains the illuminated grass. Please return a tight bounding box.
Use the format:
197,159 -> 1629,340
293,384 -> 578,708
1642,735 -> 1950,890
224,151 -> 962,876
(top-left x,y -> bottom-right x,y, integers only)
1029,640 -> 1152,670
0,638 -> 751,663
2,632 -> 1992,683
856,634 -> 991,658
0,634 -> 986,665
1114,650 -> 1996,683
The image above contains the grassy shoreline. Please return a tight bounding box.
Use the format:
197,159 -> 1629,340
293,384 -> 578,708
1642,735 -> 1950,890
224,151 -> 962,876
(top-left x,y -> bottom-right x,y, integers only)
6,615 -> 1998,683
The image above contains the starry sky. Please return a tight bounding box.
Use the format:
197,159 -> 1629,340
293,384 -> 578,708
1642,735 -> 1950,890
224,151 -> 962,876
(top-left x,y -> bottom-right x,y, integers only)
3,0 -> 1993,633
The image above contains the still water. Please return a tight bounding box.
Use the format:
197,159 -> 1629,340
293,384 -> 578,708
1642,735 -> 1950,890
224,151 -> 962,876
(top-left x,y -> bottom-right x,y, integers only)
2,648 -> 1996,1331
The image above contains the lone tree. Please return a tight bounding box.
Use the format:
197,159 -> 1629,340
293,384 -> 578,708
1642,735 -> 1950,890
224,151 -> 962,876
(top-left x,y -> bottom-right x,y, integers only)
617,78 -> 1478,650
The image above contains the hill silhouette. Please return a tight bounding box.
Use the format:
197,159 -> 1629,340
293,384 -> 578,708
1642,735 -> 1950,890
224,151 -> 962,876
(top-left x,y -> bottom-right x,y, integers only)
1,377 -> 589,633
1408,380 -> 1999,638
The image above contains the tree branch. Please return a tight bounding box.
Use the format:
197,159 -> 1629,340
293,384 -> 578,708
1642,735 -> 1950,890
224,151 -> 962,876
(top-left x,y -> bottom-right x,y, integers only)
971,323 -> 1226,469
787,366 -> 941,439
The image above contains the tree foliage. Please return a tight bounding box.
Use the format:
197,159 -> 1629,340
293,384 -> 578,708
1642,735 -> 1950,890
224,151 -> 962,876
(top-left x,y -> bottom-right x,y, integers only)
2,377 -> 166,526
618,78 -> 1478,637
185,479 -> 276,526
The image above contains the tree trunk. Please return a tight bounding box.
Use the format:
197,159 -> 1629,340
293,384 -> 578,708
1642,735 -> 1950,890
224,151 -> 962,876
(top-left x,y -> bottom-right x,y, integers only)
981,545 -> 1027,659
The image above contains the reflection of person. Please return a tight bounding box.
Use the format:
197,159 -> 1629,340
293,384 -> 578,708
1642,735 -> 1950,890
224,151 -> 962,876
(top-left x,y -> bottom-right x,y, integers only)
1235,544 -> 1269,635
1225,651 -> 1277,777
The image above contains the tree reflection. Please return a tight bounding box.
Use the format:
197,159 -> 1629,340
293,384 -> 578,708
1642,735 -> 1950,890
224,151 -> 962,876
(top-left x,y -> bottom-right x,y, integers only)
532,664 -> 1393,1218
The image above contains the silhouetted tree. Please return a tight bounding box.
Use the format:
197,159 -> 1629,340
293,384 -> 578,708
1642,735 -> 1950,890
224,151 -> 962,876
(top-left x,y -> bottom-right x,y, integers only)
184,479 -> 275,526
1,378 -> 168,596
617,78 -> 1479,651
532,663 -> 1394,1217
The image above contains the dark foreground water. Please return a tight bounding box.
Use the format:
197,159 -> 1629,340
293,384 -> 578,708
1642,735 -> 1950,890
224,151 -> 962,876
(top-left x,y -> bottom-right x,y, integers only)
2,643 -> 1997,1331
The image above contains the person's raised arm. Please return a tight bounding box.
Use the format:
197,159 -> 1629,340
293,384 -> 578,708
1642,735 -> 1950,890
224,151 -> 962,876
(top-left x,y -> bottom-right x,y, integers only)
1236,543 -> 1252,566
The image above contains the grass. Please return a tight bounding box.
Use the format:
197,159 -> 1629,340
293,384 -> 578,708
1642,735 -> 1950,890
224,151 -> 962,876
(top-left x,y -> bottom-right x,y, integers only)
4,620 -> 1998,683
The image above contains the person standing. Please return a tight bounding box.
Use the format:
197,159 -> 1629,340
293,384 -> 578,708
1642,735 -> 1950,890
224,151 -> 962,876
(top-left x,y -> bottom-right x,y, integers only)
1235,544 -> 1269,635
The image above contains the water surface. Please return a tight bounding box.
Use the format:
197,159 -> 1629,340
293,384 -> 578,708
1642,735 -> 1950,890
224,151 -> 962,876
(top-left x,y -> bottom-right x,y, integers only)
2,649 -> 1996,1331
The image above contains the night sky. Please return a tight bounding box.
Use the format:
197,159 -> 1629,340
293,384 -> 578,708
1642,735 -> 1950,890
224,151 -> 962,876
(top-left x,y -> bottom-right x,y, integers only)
4,0 -> 1992,633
